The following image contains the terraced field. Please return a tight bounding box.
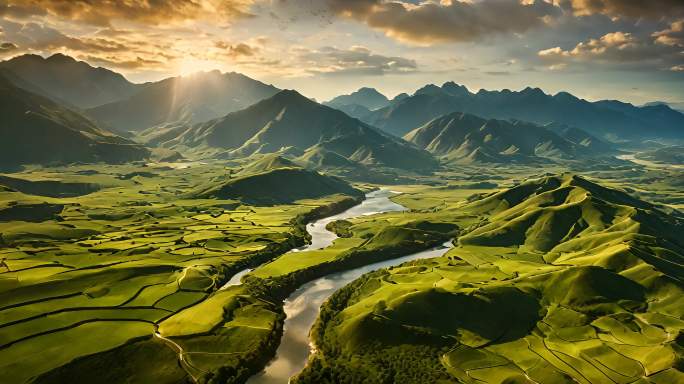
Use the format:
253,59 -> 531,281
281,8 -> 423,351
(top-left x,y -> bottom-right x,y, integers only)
0,162 -> 364,383
1,158 -> 682,384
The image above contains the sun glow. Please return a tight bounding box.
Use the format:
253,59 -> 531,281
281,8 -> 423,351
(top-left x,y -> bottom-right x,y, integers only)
177,58 -> 221,76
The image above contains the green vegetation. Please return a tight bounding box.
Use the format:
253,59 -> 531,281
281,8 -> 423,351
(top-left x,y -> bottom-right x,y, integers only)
194,168 -> 363,205
160,89 -> 437,172
635,145 -> 684,165
404,111 -> 605,164
0,74 -> 149,168
297,174 -> 684,384
0,161 -> 362,383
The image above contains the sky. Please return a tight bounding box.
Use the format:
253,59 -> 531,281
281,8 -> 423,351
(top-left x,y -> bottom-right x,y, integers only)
0,0 -> 683,105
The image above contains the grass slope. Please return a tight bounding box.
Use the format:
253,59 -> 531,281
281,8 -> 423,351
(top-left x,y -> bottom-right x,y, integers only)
0,74 -> 149,167
297,173 -> 684,384
404,112 -> 601,164
164,90 -> 437,172
195,168 -> 363,205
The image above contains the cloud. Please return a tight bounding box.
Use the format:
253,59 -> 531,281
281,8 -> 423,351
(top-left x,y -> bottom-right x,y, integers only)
214,41 -> 259,58
0,19 -> 128,53
327,0 -> 560,44
0,42 -> 18,52
560,0 -> 684,20
82,55 -> 165,70
653,19 -> 684,48
538,31 -> 684,71
299,45 -> 417,76
0,0 -> 256,26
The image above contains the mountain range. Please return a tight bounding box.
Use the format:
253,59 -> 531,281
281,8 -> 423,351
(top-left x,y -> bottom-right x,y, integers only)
324,87 -> 390,111
0,74 -> 148,168
360,82 -> 684,140
149,89 -> 436,171
0,54 -> 140,109
0,53 -> 680,170
87,70 -> 280,132
403,112 -> 610,164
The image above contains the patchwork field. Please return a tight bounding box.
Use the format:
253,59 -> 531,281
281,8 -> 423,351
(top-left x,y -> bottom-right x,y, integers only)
1,156 -> 682,384
297,174 -> 684,384
0,161 -> 364,383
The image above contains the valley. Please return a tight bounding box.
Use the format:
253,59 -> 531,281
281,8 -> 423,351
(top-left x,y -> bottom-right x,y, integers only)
0,52 -> 682,384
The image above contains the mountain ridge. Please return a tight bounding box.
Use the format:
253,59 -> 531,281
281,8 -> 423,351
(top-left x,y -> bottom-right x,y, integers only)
160,89 -> 437,171
0,73 -> 149,167
403,111 -> 608,164
0,53 -> 140,109
87,70 -> 280,132
363,82 -> 684,140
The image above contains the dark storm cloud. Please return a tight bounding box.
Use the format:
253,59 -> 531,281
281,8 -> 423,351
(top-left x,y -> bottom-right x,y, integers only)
0,0 -> 256,26
327,0 -> 561,44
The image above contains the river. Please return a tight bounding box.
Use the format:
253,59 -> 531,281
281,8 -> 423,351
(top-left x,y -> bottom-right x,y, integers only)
616,154 -> 684,170
243,189 -> 454,383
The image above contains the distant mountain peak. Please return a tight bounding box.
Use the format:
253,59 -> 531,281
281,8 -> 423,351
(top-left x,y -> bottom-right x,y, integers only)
46,53 -> 77,63
271,89 -> 309,103
521,86 -> 546,96
356,87 -> 383,95
325,86 -> 389,111
414,83 -> 442,96
441,81 -> 471,97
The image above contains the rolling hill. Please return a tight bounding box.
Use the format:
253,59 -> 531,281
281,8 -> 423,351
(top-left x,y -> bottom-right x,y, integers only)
403,112 -> 604,164
194,167 -> 363,205
298,173 -> 684,384
364,82 -> 684,140
162,90 -> 437,171
0,74 -> 149,167
87,70 -> 280,132
0,54 -> 140,108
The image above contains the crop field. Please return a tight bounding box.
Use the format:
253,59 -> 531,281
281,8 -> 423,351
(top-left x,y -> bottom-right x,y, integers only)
1,156 -> 682,384
297,173 -> 684,384
0,162 -> 362,383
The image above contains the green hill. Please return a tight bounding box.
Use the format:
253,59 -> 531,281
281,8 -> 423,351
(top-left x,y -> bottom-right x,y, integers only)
298,173 -> 684,384
87,70 -> 280,132
195,167 -> 363,205
0,54 -> 139,108
295,146 -> 364,169
0,75 -> 149,167
404,112 -> 601,164
166,90 -> 437,171
235,153 -> 298,176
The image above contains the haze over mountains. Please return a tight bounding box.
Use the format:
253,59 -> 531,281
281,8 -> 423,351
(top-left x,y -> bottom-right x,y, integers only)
325,87 -> 390,110
0,54 -> 140,109
358,82 -> 684,140
0,74 -> 148,168
1,53 -> 683,169
151,89 -> 436,171
403,112 -> 610,164
87,70 -> 280,133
